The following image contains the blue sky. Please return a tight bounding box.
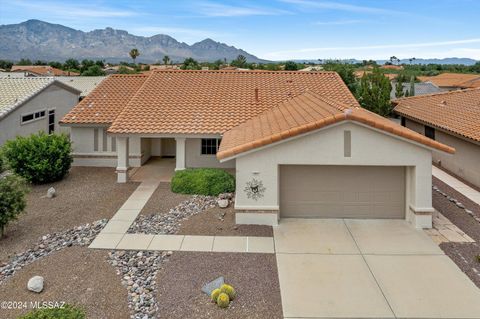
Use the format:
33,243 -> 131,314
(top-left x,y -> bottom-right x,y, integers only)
1,0 -> 479,60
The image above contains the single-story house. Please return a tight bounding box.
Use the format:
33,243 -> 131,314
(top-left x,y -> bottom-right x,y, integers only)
394,88 -> 480,188
61,70 -> 455,228
418,73 -> 480,91
56,76 -> 106,100
390,81 -> 441,100
0,78 -> 80,145
10,65 -> 79,77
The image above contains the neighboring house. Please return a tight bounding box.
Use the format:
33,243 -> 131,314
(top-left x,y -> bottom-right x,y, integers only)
0,78 -> 80,145
390,81 -> 441,100
56,76 -> 106,99
0,71 -> 27,78
381,64 -> 403,70
394,88 -> 480,188
299,66 -> 323,72
10,65 -> 79,77
418,73 -> 480,90
61,70 -> 454,228
354,70 -> 397,80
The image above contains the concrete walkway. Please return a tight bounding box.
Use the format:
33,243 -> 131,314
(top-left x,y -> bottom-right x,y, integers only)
89,157 -> 274,253
433,165 -> 480,205
275,218 -> 480,319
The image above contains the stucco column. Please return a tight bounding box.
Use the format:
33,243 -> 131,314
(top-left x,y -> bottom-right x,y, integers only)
175,137 -> 186,171
116,136 -> 129,183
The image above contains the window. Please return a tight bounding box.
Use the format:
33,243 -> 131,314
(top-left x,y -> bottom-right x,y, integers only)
21,109 -> 46,124
425,125 -> 435,140
201,138 -> 221,155
48,109 -> 55,134
401,116 -> 406,127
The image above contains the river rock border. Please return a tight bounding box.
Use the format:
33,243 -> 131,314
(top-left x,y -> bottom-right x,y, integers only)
433,185 -> 480,223
127,195 -> 217,234
0,219 -> 108,284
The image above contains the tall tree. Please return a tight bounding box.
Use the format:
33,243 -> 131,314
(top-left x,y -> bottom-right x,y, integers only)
409,76 -> 415,96
284,61 -> 298,71
356,68 -> 392,116
323,62 -> 357,93
389,56 -> 398,65
129,48 -> 140,64
394,81 -> 404,99
231,54 -> 247,68
162,55 -> 170,65
180,57 -> 200,70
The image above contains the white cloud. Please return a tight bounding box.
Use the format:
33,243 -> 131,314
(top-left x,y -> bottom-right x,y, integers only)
196,2 -> 289,17
130,26 -> 228,40
313,19 -> 365,25
12,0 -> 137,18
280,0 -> 401,14
263,38 -> 480,60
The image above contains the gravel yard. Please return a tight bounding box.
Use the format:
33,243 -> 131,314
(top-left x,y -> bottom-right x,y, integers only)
433,176 -> 480,288
178,206 -> 273,237
138,183 -> 191,217
156,251 -> 283,319
0,246 -> 129,319
0,167 -> 138,263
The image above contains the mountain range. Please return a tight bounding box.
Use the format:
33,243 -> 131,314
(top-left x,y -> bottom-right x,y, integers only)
0,20 -> 266,63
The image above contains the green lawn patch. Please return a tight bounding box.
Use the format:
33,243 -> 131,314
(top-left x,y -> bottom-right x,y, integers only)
171,168 -> 235,196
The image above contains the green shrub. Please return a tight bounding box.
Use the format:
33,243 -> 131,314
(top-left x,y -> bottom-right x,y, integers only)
2,132 -> 73,184
171,168 -> 235,196
19,304 -> 85,319
0,174 -> 28,237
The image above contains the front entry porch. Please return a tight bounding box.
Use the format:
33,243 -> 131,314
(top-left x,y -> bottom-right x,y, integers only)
115,136 -> 235,183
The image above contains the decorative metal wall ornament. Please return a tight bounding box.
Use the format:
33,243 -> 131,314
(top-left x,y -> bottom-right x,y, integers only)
244,178 -> 266,200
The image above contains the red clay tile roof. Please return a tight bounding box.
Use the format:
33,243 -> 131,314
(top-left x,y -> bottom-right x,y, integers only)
393,88 -> 480,142
10,65 -> 79,76
104,70 -> 360,134
217,91 -> 454,160
418,73 -> 480,88
60,74 -> 148,125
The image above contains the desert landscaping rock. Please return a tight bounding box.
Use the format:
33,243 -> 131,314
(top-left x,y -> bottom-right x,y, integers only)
201,276 -> 224,295
0,219 -> 107,284
27,275 -> 44,293
46,187 -> 56,198
108,250 -> 170,319
128,195 -> 217,234
217,199 -> 229,208
0,167 -> 138,264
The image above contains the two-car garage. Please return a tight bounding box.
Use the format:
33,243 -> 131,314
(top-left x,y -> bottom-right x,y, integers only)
279,165 -> 406,219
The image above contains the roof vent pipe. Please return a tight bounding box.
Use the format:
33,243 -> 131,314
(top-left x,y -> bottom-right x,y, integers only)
255,88 -> 259,102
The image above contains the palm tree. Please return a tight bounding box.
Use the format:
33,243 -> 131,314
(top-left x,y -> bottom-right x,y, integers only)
389,56 -> 398,65
129,48 -> 140,64
163,55 -> 170,65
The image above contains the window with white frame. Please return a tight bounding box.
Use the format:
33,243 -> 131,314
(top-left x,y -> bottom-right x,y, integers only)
21,110 -> 46,124
201,138 -> 221,155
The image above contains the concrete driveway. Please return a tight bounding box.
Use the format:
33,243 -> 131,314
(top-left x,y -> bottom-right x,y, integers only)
274,219 -> 480,319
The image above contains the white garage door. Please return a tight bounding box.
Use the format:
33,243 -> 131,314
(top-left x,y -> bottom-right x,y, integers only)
280,165 -> 405,219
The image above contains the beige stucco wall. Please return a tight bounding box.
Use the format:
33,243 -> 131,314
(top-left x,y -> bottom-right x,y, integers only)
233,121 -> 433,225
405,118 -> 480,188
70,127 -> 143,167
0,84 -> 79,145
186,138 -> 235,168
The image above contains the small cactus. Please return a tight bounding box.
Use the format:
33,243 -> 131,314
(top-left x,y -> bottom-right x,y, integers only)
211,288 -> 221,302
220,284 -> 236,300
476,255 -> 480,263
216,292 -> 230,308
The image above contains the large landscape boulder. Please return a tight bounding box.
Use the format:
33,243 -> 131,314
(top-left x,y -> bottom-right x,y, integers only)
27,276 -> 44,293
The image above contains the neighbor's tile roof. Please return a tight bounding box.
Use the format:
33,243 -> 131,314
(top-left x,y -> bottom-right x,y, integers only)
63,70 -> 360,133
418,73 -> 480,88
0,77 -> 54,119
56,76 -> 106,97
394,88 -> 480,142
217,91 -> 454,160
60,74 -> 149,125
10,65 -> 79,76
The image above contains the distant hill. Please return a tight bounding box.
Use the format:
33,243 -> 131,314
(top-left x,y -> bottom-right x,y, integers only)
294,58 -> 479,65
0,20 -> 267,63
